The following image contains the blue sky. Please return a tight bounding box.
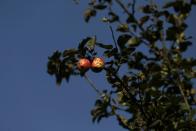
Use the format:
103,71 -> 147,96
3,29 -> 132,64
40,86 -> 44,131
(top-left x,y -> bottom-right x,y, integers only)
0,0 -> 195,131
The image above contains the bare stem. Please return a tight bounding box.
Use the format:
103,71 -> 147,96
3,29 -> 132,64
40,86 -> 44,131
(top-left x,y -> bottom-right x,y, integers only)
115,0 -> 131,15
84,74 -> 102,96
109,25 -> 118,49
131,0 -> 136,15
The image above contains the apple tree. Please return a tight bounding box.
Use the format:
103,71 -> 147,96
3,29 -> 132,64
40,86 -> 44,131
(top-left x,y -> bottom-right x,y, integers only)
47,0 -> 196,130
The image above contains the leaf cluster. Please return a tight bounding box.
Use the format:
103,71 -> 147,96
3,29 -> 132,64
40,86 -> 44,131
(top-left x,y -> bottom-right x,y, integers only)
47,0 -> 196,130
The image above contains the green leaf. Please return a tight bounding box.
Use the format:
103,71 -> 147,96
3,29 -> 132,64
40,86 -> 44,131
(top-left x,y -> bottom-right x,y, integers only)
179,102 -> 189,112
190,88 -> 196,95
101,17 -> 109,23
94,4 -> 107,10
140,5 -> 155,14
166,27 -> 177,41
139,16 -> 150,25
48,51 -> 62,61
163,1 -> 176,9
116,115 -> 130,129
91,96 -> 111,123
191,0 -> 196,5
117,24 -> 129,32
96,43 -> 113,49
55,74 -> 63,85
108,12 -> 119,23
77,37 -> 96,55
86,36 -> 96,51
179,41 -> 192,52
78,37 -> 91,50
149,120 -> 161,128
104,48 -> 118,58
126,14 -> 136,23
163,1 -> 191,13
117,34 -> 132,49
47,51 -> 62,75
63,49 -> 78,57
84,8 -> 96,22
127,37 -> 141,47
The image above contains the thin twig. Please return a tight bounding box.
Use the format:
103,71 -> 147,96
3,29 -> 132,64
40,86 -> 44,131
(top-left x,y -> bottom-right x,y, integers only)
115,0 -> 131,15
109,25 -> 118,49
84,74 -> 102,96
131,0 -> 136,15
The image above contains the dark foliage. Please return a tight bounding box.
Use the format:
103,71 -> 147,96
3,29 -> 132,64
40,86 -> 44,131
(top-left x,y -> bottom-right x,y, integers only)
47,0 -> 196,130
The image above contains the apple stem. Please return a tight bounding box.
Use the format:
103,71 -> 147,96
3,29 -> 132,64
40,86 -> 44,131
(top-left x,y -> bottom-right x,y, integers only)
84,74 -> 102,96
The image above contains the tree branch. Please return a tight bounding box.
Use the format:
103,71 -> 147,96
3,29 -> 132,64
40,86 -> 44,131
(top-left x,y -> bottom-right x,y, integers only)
160,32 -> 191,115
109,25 -> 118,49
131,0 -> 136,15
84,74 -> 102,96
115,0 -> 131,15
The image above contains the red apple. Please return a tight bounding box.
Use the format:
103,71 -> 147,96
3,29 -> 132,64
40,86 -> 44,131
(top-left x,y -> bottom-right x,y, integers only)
77,58 -> 91,71
91,57 -> 104,72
